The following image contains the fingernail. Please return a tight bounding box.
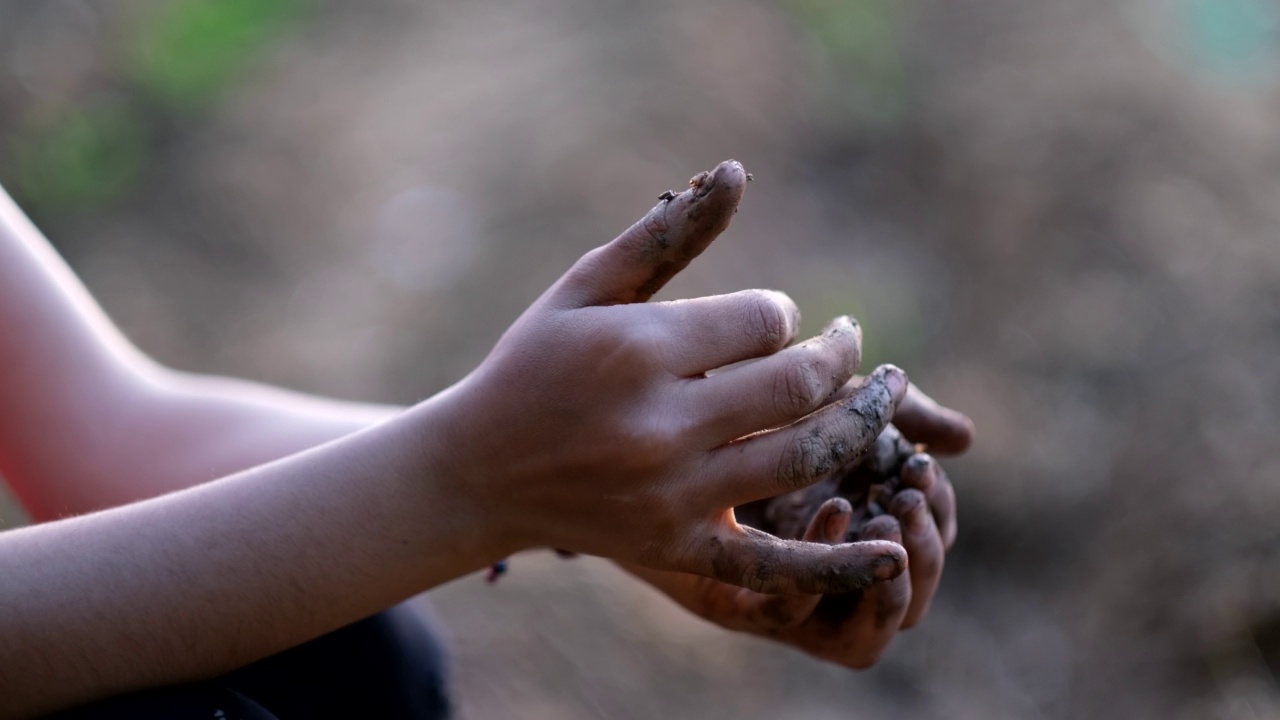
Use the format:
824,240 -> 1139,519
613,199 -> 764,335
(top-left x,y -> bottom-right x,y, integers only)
907,454 -> 931,473
822,315 -> 852,337
824,497 -> 853,542
889,488 -> 927,519
873,543 -> 909,579
901,454 -> 936,491
693,160 -> 745,199
875,364 -> 907,402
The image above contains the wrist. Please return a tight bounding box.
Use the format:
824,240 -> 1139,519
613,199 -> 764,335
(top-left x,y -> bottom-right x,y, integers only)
397,390 -> 528,569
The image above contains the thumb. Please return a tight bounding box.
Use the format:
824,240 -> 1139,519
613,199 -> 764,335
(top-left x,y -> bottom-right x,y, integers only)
742,496 -> 856,628
548,160 -> 749,308
686,518 -> 907,595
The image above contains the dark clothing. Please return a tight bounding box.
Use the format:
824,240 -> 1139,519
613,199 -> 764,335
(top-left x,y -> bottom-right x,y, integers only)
48,601 -> 452,720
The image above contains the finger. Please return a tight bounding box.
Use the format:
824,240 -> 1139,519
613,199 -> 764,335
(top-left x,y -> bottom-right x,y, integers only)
889,489 -> 944,629
687,519 -> 906,595
830,381 -> 973,455
706,365 -> 907,506
648,289 -> 801,377
687,316 -> 862,445
549,160 -> 749,308
900,454 -> 957,549
832,514 -> 911,668
745,497 -> 854,628
893,384 -> 974,455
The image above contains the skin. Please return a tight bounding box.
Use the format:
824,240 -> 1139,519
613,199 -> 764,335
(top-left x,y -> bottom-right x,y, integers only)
0,160 -> 972,717
628,410 -> 966,669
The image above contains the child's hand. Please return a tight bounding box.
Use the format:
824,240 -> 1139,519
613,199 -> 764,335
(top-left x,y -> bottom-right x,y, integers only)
429,160 -> 909,594
625,386 -> 968,668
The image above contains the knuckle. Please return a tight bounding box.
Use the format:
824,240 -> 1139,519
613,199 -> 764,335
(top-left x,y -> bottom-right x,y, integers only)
578,245 -> 609,268
777,429 -> 847,492
775,353 -> 825,419
849,381 -> 896,427
839,393 -> 895,451
640,208 -> 672,250
564,246 -> 609,288
741,555 -> 781,593
596,322 -> 665,370
716,531 -> 789,594
617,416 -> 683,462
744,291 -> 792,351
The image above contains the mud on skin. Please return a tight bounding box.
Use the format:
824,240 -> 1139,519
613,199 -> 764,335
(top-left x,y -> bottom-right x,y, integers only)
708,526 -> 897,595
739,422 -> 921,546
629,160 -> 748,301
773,367 -> 901,494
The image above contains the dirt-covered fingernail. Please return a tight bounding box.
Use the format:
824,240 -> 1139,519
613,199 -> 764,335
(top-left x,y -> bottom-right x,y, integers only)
823,497 -> 853,542
833,367 -> 904,447
870,541 -> 909,580
824,315 -> 858,336
820,540 -> 907,590
889,488 -> 928,520
878,364 -> 908,402
690,160 -> 747,201
901,454 -> 936,491
815,316 -> 860,356
906,453 -> 931,474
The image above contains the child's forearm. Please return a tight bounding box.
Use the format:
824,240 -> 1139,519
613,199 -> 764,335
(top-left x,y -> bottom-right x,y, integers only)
0,398 -> 497,719
0,186 -> 403,520
0,161 -> 944,717
37,368 -> 407,518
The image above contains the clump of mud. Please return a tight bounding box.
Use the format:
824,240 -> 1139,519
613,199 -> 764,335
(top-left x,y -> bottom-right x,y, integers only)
737,424 -> 918,541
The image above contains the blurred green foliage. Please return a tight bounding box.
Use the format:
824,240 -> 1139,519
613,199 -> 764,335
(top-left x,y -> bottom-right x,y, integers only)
11,0 -> 307,212
784,0 -> 905,125
128,0 -> 307,108
15,101 -> 147,212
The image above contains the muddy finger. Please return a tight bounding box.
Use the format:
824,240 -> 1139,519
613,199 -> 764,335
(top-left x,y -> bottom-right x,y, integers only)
743,497 -> 854,628
689,316 -> 862,446
549,160 -> 748,308
706,365 -> 907,506
900,454 -> 957,549
889,488 -> 944,628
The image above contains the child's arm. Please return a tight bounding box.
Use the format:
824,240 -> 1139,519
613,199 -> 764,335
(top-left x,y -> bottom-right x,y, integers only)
0,185 -> 403,519
0,161 -> 917,717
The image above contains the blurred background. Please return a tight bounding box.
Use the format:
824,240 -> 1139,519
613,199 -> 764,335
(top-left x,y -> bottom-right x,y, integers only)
2,0 -> 1279,717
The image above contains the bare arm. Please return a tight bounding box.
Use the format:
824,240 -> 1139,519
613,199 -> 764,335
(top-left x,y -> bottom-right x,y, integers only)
0,162 -> 927,716
0,398 -> 501,718
0,186 -> 400,519
0,191 -> 502,718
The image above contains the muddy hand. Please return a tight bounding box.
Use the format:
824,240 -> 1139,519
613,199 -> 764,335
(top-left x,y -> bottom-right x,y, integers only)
437,160 -> 908,594
628,384 -> 970,668
833,379 -> 974,456
622,496 -> 907,669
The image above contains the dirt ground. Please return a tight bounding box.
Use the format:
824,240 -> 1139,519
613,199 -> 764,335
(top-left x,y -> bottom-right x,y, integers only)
2,1 -> 1280,717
